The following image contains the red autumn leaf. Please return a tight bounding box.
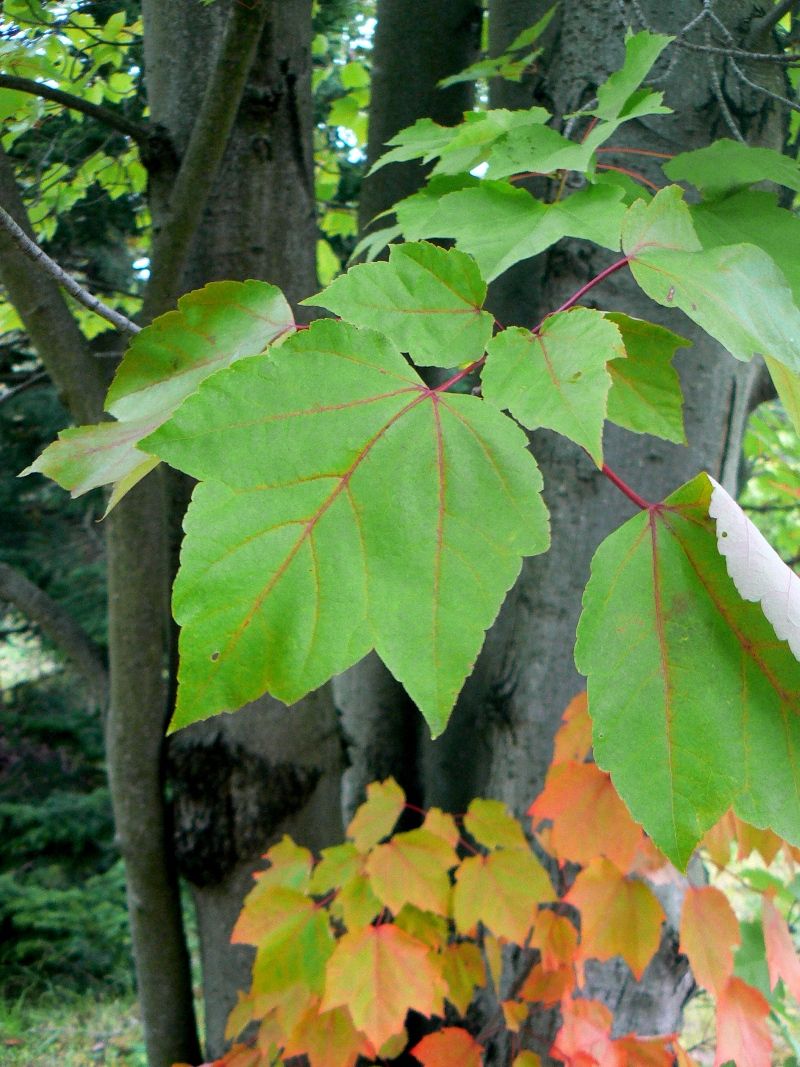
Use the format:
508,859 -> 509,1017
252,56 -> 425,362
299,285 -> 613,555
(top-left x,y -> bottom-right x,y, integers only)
613,1034 -> 676,1066
552,691 -> 593,765
530,762 -> 643,871
530,910 -> 578,970
518,962 -> 573,1005
439,941 -> 485,1014
282,1000 -> 374,1067
366,827 -> 459,916
715,977 -> 772,1067
463,797 -> 529,850
565,858 -> 664,980
453,848 -> 554,943
321,922 -> 444,1049
551,998 -> 621,1067
411,1027 -> 483,1067
346,777 -> 406,851
679,886 -> 740,996
763,895 -> 800,1002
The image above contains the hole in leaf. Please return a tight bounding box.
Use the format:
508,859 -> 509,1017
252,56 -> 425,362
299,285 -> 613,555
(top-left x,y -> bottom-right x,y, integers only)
211,651 -> 220,661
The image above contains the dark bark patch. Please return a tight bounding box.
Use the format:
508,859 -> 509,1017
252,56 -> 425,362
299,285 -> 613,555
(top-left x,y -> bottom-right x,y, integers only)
167,736 -> 321,886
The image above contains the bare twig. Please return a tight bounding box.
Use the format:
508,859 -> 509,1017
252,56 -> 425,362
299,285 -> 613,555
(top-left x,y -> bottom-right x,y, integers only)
0,204 -> 141,334
0,368 -> 47,404
749,0 -> 799,41
0,73 -> 151,145
0,561 -> 108,706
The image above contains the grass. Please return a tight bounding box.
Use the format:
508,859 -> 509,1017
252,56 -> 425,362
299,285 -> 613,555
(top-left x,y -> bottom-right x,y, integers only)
0,990 -> 147,1067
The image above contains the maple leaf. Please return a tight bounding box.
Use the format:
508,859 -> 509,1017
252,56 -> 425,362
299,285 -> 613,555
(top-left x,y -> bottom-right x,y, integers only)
552,691 -> 593,765
396,904 -> 450,950
282,1000 -> 373,1067
512,1054 -> 543,1067
23,280 -> 294,512
762,895 -> 800,1002
145,319 -> 549,737
680,886 -> 740,996
565,857 -> 664,980
501,999 -> 529,1032
439,941 -> 485,1014
551,998 -> 621,1067
483,309 -> 624,465
366,827 -> 458,916
453,848 -> 554,943
309,842 -> 362,894
423,807 -> 461,848
347,778 -> 406,852
575,471 -> 800,867
530,910 -> 578,970
530,761 -> 644,870
518,963 -> 573,1005
613,1034 -> 675,1066
715,977 -> 772,1067
411,1027 -> 483,1067
322,923 -> 444,1049
305,241 -> 495,366
463,797 -> 529,850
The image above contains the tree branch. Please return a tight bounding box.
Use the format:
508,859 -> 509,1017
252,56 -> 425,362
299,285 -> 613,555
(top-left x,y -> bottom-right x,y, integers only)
141,0 -> 270,320
0,205 -> 141,335
749,0 -> 799,41
0,146 -> 107,424
0,561 -> 108,707
0,73 -> 152,145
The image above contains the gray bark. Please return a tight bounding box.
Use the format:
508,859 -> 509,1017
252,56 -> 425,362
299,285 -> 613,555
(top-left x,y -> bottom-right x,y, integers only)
140,2 -> 342,1058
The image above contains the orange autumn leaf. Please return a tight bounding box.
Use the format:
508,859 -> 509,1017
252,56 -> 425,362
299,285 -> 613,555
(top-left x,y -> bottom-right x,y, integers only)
763,895 -> 800,1002
565,857 -> 664,980
552,691 -> 593,765
518,962 -> 573,1005
282,1001 -> 373,1067
715,977 -> 772,1067
411,1027 -> 483,1067
529,762 -> 643,871
551,997 -> 621,1067
453,848 -> 553,943
679,886 -> 740,996
439,941 -> 485,1014
502,999 -> 529,1032
530,910 -> 578,970
366,827 -> 458,916
735,817 -> 783,866
346,777 -> 405,852
321,922 -> 443,1049
613,1034 -> 675,1066
700,811 -> 737,869
206,1045 -> 262,1067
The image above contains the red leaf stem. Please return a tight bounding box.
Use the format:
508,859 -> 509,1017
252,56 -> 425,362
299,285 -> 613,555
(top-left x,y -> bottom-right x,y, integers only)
541,256 -> 631,324
433,356 -> 487,393
596,162 -> 661,191
597,146 -> 674,159
601,464 -> 652,510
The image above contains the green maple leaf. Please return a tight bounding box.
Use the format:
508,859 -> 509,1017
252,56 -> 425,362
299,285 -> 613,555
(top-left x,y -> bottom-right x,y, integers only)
144,319 -> 549,736
575,472 -> 800,868
462,797 -> 529,851
624,186 -> 800,377
22,280 -> 294,511
303,241 -> 494,366
483,309 -> 625,464
604,312 -> 689,443
664,139 -> 800,198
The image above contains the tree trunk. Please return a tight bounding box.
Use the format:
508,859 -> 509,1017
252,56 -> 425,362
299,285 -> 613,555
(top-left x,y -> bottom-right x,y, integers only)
137,1 -> 345,1057
339,0 -> 787,1060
